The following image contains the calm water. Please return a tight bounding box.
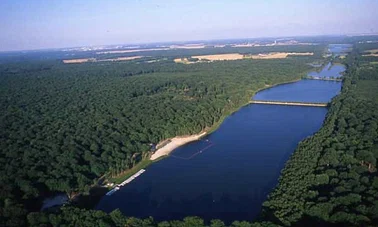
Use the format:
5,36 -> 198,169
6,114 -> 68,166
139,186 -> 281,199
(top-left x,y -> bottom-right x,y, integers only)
97,105 -> 327,223
253,80 -> 341,103
328,44 -> 352,55
97,82 -> 340,222
96,45 -> 347,223
307,62 -> 345,78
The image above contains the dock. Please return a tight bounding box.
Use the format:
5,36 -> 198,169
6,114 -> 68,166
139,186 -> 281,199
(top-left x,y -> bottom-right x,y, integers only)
106,169 -> 146,196
250,100 -> 328,107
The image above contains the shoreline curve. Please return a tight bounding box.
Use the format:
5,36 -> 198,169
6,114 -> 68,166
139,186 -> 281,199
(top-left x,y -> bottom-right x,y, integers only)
150,132 -> 207,160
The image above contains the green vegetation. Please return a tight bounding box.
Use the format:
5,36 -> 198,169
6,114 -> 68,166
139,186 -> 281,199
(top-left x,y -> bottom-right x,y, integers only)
3,41 -> 378,226
111,159 -> 152,184
26,206 -> 278,227
260,45 -> 378,226
0,45 -> 319,226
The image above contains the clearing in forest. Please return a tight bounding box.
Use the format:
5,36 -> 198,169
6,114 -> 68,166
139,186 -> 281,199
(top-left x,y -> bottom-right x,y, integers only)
63,58 -> 96,64
63,56 -> 143,64
174,52 -> 314,63
245,52 -> 313,59
193,53 -> 245,61
97,48 -> 169,54
363,49 -> 378,57
97,56 -> 142,62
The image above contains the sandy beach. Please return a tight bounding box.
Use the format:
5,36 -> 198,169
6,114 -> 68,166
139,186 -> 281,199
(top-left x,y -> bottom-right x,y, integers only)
150,132 -> 207,160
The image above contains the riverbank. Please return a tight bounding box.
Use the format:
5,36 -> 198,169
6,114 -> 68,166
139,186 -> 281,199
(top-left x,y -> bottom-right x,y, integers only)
208,77 -> 305,135
150,132 -> 207,160
110,159 -> 152,184
76,72 -> 307,209
107,132 -> 208,185
96,77 -> 303,199
259,49 -> 354,226
96,68 -> 337,221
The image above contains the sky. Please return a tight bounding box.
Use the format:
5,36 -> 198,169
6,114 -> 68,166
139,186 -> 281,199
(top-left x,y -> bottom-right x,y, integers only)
0,0 -> 378,51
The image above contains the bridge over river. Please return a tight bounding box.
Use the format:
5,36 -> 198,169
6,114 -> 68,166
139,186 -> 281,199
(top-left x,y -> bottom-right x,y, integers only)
250,100 -> 328,107
304,77 -> 343,82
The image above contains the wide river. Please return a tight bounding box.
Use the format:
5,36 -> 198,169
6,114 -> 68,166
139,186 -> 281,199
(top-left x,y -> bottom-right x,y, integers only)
96,45 -> 349,223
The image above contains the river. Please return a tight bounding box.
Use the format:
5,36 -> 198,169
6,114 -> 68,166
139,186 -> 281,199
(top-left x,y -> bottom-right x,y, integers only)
95,44 -> 350,223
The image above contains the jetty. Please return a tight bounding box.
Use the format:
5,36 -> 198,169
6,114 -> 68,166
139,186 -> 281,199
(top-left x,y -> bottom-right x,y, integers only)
106,169 -> 146,196
250,100 -> 328,107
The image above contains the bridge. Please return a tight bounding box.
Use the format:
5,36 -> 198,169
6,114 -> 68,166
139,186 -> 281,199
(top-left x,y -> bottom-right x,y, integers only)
250,100 -> 328,107
303,76 -> 342,82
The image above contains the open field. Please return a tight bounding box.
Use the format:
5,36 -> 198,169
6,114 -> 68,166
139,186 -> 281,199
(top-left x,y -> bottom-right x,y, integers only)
63,56 -> 143,64
97,56 -> 142,62
363,49 -> 378,57
173,58 -> 196,64
194,53 -> 244,61
97,48 -> 169,54
174,52 -> 314,63
364,49 -> 378,53
247,52 -> 313,59
63,58 -> 96,64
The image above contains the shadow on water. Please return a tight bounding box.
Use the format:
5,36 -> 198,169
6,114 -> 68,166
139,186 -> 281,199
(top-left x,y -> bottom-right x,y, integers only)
99,186 -> 278,224
72,186 -> 109,209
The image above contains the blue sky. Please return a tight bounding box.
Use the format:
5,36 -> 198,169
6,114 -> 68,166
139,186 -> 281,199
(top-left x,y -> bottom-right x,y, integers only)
0,0 -> 377,51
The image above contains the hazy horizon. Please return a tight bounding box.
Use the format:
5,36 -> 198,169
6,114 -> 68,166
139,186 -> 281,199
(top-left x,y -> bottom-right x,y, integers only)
1,0 -> 378,52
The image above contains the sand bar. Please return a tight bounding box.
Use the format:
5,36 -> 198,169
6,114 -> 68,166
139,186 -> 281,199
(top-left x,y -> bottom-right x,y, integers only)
150,132 -> 207,160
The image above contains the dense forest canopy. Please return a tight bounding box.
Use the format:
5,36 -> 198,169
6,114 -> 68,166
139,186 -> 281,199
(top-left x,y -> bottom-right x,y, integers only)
0,45 -> 323,226
260,44 -> 378,226
21,42 -> 378,226
2,39 -> 378,226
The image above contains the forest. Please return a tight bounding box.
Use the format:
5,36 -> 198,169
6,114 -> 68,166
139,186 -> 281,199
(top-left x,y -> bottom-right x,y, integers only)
260,44 -> 378,226
2,41 -> 378,226
19,39 -> 378,227
0,42 -> 325,64
0,45 -> 319,226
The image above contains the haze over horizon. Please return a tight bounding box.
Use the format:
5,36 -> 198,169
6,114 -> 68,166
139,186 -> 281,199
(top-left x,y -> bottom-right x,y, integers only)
1,0 -> 378,52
